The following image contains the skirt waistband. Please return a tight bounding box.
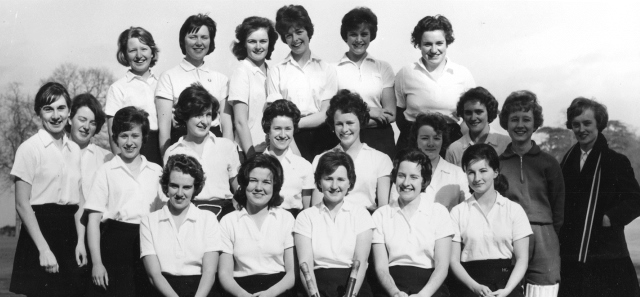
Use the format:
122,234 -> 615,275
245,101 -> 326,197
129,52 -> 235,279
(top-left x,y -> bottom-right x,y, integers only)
32,203 -> 79,215
104,219 -> 140,232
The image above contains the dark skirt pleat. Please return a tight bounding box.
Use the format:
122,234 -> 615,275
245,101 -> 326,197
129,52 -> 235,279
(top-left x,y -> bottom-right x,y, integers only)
141,130 -> 163,166
388,266 -> 448,297
293,124 -> 339,163
314,268 -> 372,297
231,272 -> 291,296
449,259 -> 523,297
360,124 -> 395,160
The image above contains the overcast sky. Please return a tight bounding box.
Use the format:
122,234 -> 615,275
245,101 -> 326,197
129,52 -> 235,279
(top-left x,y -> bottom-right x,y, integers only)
1,0 -> 640,225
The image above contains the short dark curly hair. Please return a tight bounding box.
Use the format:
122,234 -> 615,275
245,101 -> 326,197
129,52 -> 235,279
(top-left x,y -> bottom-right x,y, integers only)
179,13 -> 217,56
231,16 -> 278,61
410,15 -> 455,48
34,82 -> 71,115
408,112 -> 450,156
461,143 -> 509,196
116,26 -> 159,68
161,154 -> 206,198
111,106 -> 150,144
275,5 -> 314,43
234,154 -> 284,210
391,148 -> 432,192
499,90 -> 544,130
262,99 -> 301,134
325,89 -> 370,129
174,83 -> 218,129
565,97 -> 608,132
456,87 -> 499,123
66,93 -> 106,135
340,7 -> 378,42
314,150 -> 356,193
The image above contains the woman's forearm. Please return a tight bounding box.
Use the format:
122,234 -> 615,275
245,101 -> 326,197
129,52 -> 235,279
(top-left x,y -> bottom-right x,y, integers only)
15,180 -> 49,252
142,256 -> 179,297
86,212 -> 103,265
156,97 -> 173,156
418,237 -> 451,296
220,99 -> 234,140
232,102 -> 254,154
194,252 -> 218,297
503,238 -> 529,293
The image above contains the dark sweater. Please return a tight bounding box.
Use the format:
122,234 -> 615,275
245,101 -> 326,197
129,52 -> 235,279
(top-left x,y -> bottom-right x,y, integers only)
500,141 -> 565,234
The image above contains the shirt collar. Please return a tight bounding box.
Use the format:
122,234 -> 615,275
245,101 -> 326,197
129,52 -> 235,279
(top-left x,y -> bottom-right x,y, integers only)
242,58 -> 267,75
415,56 -> 454,74
460,128 -> 504,150
332,143 -> 372,153
282,51 -> 322,67
389,194 -> 432,218
264,147 -> 295,164
238,206 -> 278,218
180,58 -> 209,73
38,129 -> 71,149
468,192 -> 507,207
111,154 -> 154,172
502,140 -> 541,158
338,53 -> 375,65
318,200 -> 354,214
176,132 -> 217,147
158,204 -> 200,222
125,69 -> 157,82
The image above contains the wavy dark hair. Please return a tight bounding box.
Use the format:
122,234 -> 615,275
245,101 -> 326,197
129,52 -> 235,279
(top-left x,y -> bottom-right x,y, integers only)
174,83 -> 218,128
325,89 -> 370,128
111,106 -> 150,144
408,112 -> 450,157
231,16 -> 278,61
66,93 -> 106,134
340,7 -> 378,42
461,143 -> 509,196
179,13 -> 217,55
234,154 -> 284,210
456,87 -> 499,123
161,154 -> 206,198
275,5 -> 314,42
499,90 -> 544,130
565,97 -> 608,132
314,151 -> 356,193
34,82 -> 71,115
116,26 -> 159,68
262,99 -> 301,134
391,148 -> 432,192
411,15 -> 455,48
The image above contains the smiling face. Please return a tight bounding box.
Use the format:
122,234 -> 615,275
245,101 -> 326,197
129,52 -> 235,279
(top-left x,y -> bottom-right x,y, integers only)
507,110 -> 536,145
117,124 -> 143,163
463,100 -> 489,136
320,165 -> 350,206
268,116 -> 294,154
40,96 -> 70,138
285,27 -> 310,58
184,26 -> 210,65
420,30 -> 448,68
466,158 -> 498,197
571,108 -> 599,152
126,37 -> 152,76
346,24 -> 371,59
68,106 -> 97,148
245,167 -> 274,210
245,28 -> 269,65
167,170 -> 195,213
395,161 -> 424,202
334,111 -> 361,148
416,125 -> 442,162
186,107 -> 213,139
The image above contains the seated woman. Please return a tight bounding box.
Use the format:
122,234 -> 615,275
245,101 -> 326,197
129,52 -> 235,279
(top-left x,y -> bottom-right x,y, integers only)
140,154 -> 220,297
373,148 -> 453,297
390,112 -> 468,211
311,89 -> 392,212
262,99 -> 314,217
295,151 -> 374,297
449,144 -> 531,297
163,83 -> 240,219
218,154 -> 295,296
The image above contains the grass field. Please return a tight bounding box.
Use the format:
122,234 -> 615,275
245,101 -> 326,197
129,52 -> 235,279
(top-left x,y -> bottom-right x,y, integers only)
2,220 -> 640,296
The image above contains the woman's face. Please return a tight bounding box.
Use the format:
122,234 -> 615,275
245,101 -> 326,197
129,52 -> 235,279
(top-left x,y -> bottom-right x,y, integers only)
117,124 -> 143,163
268,116 -> 294,153
346,24 -> 371,58
570,108 -> 599,151
395,161 -> 424,202
184,25 -> 211,63
127,37 -> 152,76
246,167 -> 274,210
420,30 -> 448,68
285,27 -> 310,57
245,28 -> 269,65
334,111 -> 361,148
320,165 -> 350,205
68,106 -> 97,147
416,124 -> 443,162
507,110 -> 535,145
463,100 -> 489,136
167,170 -> 195,212
186,107 -> 213,139
466,159 -> 498,197
40,96 -> 70,137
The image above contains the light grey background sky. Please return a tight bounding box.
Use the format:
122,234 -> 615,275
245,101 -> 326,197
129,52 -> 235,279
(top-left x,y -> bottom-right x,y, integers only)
1,0 -> 640,225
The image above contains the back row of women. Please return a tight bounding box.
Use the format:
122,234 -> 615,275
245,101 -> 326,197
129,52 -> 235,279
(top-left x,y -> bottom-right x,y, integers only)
9,3 -> 640,297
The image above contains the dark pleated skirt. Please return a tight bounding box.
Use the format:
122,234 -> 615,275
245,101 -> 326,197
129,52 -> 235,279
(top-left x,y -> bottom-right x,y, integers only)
449,259 -> 523,297
360,124 -> 395,160
314,268 -> 372,297
141,130 -> 163,166
559,257 -> 640,297
294,124 -> 339,163
230,272 -> 291,296
85,220 -> 153,297
10,204 -> 87,297
372,266 -> 449,297
160,273 -> 219,297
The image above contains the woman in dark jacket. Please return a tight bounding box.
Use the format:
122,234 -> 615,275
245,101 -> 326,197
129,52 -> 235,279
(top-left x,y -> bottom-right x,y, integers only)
559,97 -> 640,297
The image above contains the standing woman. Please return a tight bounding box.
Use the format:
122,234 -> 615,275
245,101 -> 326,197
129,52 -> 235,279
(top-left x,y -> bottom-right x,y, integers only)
262,99 -> 315,217
373,149 -> 453,297
156,13 -> 232,156
295,151 -> 374,297
230,16 -> 278,158
449,144 -> 531,297
140,154 -> 221,297
395,15 -> 475,151
336,7 -> 396,159
558,98 -> 640,297
218,154 -> 296,296
10,82 -> 86,297
311,90 -> 392,212
268,4 -> 339,162
106,27 -> 162,165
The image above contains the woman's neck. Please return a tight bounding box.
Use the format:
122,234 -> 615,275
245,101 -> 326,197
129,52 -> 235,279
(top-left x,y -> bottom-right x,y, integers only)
511,139 -> 533,156
246,202 -> 269,216
269,146 -> 288,158
292,50 -> 311,66
430,155 -> 440,171
168,203 -> 190,229
342,139 -> 363,159
346,51 -> 366,66
130,68 -> 151,79
398,194 -> 421,219
185,56 -> 204,68
422,56 -> 446,73
473,188 -> 497,209
469,125 -> 490,144
184,133 -> 207,145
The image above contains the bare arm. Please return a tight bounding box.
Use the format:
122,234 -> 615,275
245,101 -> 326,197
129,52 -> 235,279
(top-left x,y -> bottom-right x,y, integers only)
449,242 -> 492,297
295,234 -> 318,296
156,97 -> 174,157
142,255 -> 179,297
107,117 -> 120,155
74,191 -> 87,267
491,237 -> 529,297
87,211 -> 108,289
373,243 -> 404,296
256,247 -> 295,296
218,253 -> 252,297
299,100 -> 330,129
232,102 -> 255,156
220,98 -> 234,140
415,236 -> 451,297
194,251 -> 219,297
367,87 -> 396,128
302,189 -> 313,209
311,189 -> 323,207
375,176 -> 391,209
351,229 -> 373,294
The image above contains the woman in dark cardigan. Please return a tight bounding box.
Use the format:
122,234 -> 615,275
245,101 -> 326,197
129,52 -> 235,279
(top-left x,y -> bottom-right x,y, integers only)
559,97 -> 640,297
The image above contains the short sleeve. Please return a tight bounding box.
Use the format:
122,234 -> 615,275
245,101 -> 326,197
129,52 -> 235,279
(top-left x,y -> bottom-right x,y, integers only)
266,66 -> 283,102
155,71 -> 174,101
301,160 -> 315,190
450,205 -> 463,242
282,211 -> 296,249
218,214 -> 235,254
104,82 -> 124,117
377,154 -> 393,178
379,61 -> 395,89
463,68 -> 476,90
220,75 -> 229,100
139,214 -> 156,258
228,66 -> 250,104
83,165 -> 110,213
10,142 -> 37,184
511,203 -> 533,241
319,63 -> 338,101
293,209 -> 313,238
227,142 -> 241,177
433,204 -> 455,240
371,208 -> 385,244
354,207 -> 375,235
204,212 -> 222,252
394,68 -> 406,108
